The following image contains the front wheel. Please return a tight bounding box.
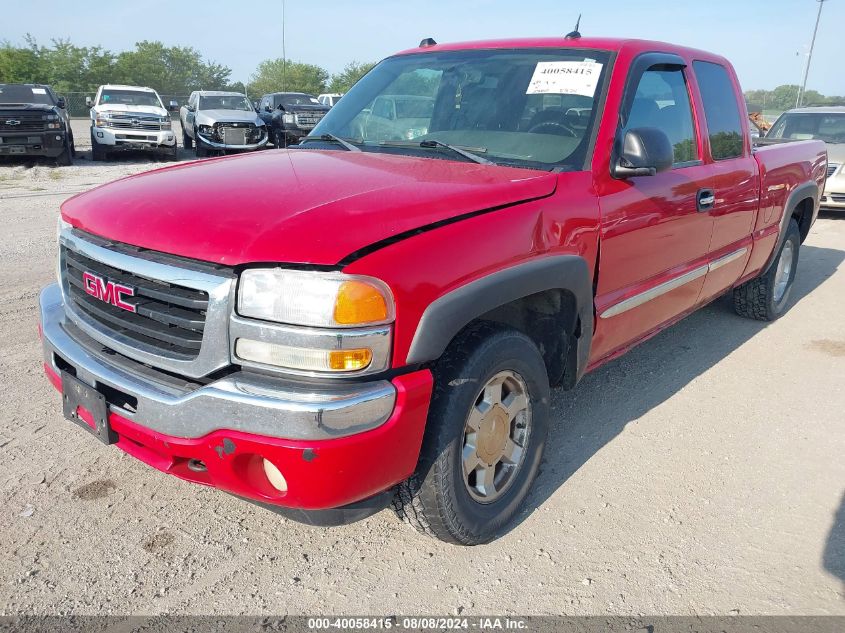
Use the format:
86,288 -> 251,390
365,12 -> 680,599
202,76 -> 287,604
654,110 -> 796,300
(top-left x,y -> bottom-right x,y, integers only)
182,128 -> 193,150
393,324 -> 549,545
733,218 -> 801,321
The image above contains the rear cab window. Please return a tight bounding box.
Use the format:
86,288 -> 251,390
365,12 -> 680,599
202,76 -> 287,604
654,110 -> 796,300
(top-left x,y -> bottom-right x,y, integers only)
692,61 -> 745,160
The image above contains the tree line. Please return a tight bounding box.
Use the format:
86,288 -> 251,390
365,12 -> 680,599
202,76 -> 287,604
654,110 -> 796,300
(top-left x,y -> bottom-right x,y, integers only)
744,85 -> 845,112
0,37 -> 376,98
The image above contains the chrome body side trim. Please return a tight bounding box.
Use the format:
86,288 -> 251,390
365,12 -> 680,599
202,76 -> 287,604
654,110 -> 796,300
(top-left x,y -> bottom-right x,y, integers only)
707,247 -> 748,272
599,265 -> 708,319
599,247 -> 749,319
229,316 -> 392,377
59,227 -> 235,379
40,284 -> 396,440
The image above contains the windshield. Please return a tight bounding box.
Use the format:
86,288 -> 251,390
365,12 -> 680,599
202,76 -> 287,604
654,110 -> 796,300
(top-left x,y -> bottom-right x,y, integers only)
309,48 -> 610,169
768,112 -> 845,144
279,94 -> 321,107
99,89 -> 162,108
199,95 -> 253,111
0,85 -> 55,105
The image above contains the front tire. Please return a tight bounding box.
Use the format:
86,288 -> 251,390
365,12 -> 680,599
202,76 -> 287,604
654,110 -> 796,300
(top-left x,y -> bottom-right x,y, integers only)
733,218 -> 801,321
195,134 -> 208,158
393,324 -> 550,545
90,132 -> 107,162
182,128 -> 193,150
54,138 -> 72,166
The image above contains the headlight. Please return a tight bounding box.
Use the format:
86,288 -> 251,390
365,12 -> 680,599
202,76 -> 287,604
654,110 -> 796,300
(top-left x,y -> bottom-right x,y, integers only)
282,113 -> 295,125
94,115 -> 108,127
47,122 -> 63,129
198,124 -> 214,136
160,118 -> 172,129
237,269 -> 394,327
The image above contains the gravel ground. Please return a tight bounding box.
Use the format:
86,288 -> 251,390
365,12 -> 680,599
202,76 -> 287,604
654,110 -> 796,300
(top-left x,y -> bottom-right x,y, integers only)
0,147 -> 843,616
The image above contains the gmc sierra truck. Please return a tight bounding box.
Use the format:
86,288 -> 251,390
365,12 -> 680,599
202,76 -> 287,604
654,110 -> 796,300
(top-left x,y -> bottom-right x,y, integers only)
39,37 -> 827,545
0,83 -> 75,165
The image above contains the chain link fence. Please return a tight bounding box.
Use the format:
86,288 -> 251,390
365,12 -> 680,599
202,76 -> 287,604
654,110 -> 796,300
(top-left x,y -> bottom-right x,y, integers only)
63,92 -> 190,118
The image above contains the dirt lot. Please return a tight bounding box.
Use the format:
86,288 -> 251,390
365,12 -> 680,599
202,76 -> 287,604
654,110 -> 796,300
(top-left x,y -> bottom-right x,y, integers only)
0,145 -> 843,616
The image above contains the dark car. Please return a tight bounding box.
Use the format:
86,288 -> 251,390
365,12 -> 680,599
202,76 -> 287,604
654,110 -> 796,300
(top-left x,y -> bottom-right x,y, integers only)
0,84 -> 75,165
257,92 -> 330,147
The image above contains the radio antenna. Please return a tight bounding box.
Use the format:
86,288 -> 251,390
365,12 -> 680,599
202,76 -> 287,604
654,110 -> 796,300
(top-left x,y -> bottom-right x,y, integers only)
565,14 -> 582,39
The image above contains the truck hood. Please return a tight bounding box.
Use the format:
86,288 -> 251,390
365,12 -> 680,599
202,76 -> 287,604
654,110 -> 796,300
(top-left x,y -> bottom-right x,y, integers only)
61,150 -> 557,266
0,103 -> 56,113
825,143 -> 845,164
195,109 -> 264,126
92,103 -> 167,117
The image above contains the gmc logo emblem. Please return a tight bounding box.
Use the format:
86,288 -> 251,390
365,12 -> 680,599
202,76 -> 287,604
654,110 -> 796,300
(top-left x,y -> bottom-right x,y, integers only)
82,272 -> 136,313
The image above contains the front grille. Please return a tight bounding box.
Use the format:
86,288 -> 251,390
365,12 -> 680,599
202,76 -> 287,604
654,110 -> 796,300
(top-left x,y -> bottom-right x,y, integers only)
213,122 -> 258,145
104,114 -> 163,131
294,111 -> 325,129
828,163 -> 840,178
831,193 -> 845,203
62,245 -> 209,360
0,113 -> 45,132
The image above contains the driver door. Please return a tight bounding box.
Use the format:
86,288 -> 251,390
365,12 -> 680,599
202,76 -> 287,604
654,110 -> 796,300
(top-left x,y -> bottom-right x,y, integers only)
592,59 -> 715,361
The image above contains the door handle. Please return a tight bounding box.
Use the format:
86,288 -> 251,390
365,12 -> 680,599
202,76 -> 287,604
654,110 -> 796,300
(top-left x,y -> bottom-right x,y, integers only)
697,189 -> 716,212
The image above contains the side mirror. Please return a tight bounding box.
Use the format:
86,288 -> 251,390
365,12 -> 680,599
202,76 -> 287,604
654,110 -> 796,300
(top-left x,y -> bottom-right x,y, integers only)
56,97 -> 66,109
186,104 -> 195,112
85,96 -> 93,107
167,100 -> 179,112
612,127 -> 674,178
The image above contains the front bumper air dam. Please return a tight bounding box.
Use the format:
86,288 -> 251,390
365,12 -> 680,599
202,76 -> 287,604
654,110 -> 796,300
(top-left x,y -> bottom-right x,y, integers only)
39,283 -> 434,519
0,131 -> 67,157
92,126 -> 176,149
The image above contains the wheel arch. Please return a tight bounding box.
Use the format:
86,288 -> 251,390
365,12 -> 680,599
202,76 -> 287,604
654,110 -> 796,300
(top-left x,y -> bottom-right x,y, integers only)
763,180 -> 818,274
405,255 -> 594,388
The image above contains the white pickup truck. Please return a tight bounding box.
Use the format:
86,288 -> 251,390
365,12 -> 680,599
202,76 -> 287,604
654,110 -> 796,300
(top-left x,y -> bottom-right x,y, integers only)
87,84 -> 178,161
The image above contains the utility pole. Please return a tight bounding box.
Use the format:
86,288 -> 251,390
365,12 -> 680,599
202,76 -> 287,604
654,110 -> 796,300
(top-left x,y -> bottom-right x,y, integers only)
282,0 -> 287,92
796,0 -> 827,108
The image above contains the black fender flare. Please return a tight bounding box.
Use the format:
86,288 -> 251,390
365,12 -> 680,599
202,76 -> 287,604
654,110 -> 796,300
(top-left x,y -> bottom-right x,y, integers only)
763,180 -> 819,273
405,255 -> 594,384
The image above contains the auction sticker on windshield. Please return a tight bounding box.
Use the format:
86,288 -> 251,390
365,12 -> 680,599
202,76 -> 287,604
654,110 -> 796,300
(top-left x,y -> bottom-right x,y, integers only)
526,61 -> 603,97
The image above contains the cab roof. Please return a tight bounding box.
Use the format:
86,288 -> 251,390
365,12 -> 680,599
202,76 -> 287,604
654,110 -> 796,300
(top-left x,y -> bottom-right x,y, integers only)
100,84 -> 157,92
393,37 -> 727,64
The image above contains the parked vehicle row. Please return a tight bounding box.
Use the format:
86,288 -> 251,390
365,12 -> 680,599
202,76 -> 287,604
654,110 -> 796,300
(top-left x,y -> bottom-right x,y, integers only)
39,36 -> 828,544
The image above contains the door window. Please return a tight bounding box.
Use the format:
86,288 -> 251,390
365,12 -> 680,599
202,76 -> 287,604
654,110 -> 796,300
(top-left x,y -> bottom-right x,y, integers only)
625,68 -> 698,164
693,61 -> 744,160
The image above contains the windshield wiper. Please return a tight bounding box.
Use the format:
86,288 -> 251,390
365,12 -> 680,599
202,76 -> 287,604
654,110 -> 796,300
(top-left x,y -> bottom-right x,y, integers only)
380,139 -> 494,165
300,133 -> 361,152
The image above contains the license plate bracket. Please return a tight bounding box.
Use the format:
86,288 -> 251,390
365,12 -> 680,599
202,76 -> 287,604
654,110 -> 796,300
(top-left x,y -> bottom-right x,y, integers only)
61,370 -> 116,445
9,145 -> 26,154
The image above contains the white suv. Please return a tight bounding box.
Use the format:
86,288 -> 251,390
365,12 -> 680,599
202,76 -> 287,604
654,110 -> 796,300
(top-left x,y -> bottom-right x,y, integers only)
88,85 -> 177,161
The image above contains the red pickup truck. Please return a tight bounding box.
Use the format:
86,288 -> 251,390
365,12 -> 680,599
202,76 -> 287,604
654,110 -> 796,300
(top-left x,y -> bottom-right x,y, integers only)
39,37 -> 827,545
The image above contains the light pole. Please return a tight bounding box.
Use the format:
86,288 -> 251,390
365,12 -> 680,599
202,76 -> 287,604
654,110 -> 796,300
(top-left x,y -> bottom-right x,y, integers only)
796,0 -> 827,108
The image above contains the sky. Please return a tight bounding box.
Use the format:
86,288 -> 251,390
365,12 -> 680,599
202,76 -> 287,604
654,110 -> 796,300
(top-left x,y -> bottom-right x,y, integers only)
3,0 -> 843,95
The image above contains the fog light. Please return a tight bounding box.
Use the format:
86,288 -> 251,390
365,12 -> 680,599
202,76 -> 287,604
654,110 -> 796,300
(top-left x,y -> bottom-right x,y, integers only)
235,338 -> 372,372
96,131 -> 103,138
263,459 -> 287,492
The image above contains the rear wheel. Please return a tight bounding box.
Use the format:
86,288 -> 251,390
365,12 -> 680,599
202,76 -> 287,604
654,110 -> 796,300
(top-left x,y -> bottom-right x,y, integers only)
733,218 -> 801,321
393,324 -> 549,545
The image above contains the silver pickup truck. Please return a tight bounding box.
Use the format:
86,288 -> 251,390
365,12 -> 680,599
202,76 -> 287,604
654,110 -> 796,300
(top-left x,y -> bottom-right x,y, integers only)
179,90 -> 268,157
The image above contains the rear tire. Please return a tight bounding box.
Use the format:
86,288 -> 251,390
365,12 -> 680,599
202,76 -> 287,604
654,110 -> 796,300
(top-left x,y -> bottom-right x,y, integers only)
393,324 -> 550,545
733,218 -> 801,321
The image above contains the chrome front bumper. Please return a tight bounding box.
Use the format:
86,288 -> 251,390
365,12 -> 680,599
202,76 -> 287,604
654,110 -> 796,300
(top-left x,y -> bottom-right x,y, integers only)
39,283 -> 396,440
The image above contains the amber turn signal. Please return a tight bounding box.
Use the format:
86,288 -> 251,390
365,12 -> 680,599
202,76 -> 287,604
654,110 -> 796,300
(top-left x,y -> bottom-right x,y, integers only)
334,280 -> 390,325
